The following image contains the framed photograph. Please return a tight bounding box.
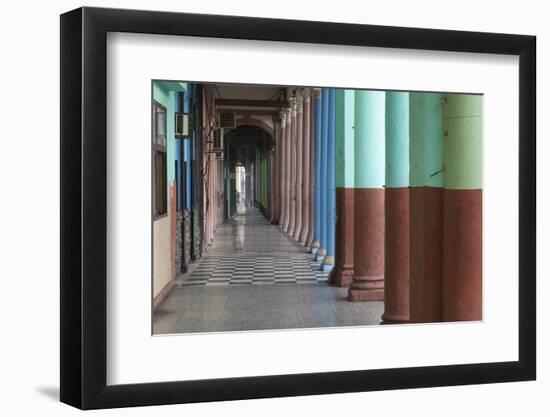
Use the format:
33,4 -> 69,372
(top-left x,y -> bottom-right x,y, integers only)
60,6 -> 536,410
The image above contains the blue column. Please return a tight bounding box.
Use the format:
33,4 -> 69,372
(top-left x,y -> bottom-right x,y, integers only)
317,88 -> 329,262
183,91 -> 192,209
312,90 -> 322,256
323,88 -> 336,271
175,92 -> 183,211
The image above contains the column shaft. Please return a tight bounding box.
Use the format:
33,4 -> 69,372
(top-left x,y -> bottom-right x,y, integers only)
311,90 -> 322,255
317,89 -> 329,260
283,107 -> 292,232
323,89 -> 336,271
442,94 -> 482,321
409,93 -> 444,322
293,96 -> 304,240
300,91 -> 311,244
288,99 -> 297,234
382,92 -> 410,323
279,113 -> 287,228
306,94 -> 315,249
348,91 -> 385,301
332,89 -> 355,287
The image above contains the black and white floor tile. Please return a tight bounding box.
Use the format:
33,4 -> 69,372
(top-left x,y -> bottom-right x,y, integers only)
181,252 -> 330,287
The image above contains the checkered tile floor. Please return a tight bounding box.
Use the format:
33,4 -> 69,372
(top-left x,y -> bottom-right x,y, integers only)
181,252 -> 329,286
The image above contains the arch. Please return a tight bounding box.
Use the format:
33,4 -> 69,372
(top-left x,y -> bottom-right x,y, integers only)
234,116 -> 274,140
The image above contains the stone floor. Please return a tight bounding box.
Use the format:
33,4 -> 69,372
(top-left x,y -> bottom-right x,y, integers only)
153,205 -> 383,334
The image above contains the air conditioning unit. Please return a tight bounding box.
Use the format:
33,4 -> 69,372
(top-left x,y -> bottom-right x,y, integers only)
212,128 -> 224,150
217,112 -> 236,129
175,112 -> 190,137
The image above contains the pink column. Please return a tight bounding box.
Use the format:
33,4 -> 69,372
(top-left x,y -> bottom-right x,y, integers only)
306,90 -> 316,249
269,150 -> 275,221
300,89 -> 311,244
293,95 -> 304,240
288,97 -> 297,235
271,120 -> 281,224
279,113 -> 287,228
283,106 -> 292,233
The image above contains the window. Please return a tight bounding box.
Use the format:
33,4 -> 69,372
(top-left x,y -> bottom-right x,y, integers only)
153,101 -> 167,217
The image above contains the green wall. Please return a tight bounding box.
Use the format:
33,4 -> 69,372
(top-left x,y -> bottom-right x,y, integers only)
152,81 -> 187,183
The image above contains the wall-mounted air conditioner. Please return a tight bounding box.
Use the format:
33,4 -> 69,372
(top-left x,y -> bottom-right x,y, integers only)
217,112 -> 236,129
175,112 -> 190,137
212,128 -> 224,150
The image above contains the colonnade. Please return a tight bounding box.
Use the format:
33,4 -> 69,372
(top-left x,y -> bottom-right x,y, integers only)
333,90 -> 481,321
247,87 -> 482,321
270,88 -> 337,273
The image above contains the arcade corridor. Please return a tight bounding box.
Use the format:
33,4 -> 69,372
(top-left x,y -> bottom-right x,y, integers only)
153,205 -> 383,333
151,80 -> 483,333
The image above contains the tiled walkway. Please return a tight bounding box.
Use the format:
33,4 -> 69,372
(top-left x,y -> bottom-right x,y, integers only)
153,205 -> 383,334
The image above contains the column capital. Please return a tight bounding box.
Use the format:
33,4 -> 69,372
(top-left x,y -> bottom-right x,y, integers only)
289,96 -> 297,117
296,94 -> 304,113
312,88 -> 322,100
301,87 -> 312,103
280,110 -> 288,127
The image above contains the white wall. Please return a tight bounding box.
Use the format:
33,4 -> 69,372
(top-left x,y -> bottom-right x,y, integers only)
0,0 -> 546,416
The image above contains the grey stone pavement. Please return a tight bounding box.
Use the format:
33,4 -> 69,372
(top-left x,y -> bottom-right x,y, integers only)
153,205 -> 384,334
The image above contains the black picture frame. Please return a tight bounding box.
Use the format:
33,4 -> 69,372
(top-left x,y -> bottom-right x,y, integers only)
60,6 -> 536,410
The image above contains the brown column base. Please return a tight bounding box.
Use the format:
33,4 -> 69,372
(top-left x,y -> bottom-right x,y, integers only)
409,186 -> 443,323
348,188 -> 384,302
348,275 -> 384,301
332,187 -> 354,288
382,187 -> 410,324
330,265 -> 354,287
380,313 -> 409,324
443,188 -> 482,321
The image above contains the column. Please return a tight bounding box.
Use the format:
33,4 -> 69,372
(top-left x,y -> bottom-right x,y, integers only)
306,90 -> 315,248
409,93 -> 444,322
322,89 -> 336,272
293,95 -> 304,240
348,91 -> 385,301
316,89 -> 329,262
442,94 -> 482,321
279,112 -> 287,228
283,106 -> 292,233
382,92 -> 410,323
311,89 -> 322,255
332,89 -> 355,287
273,120 -> 281,223
288,96 -> 298,235
300,89 -> 311,244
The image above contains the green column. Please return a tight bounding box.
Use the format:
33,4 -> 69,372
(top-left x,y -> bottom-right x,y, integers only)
443,95 -> 482,190
348,90 -> 386,302
409,92 -> 444,322
332,89 -> 355,287
383,91 -> 410,322
442,94 -> 483,321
